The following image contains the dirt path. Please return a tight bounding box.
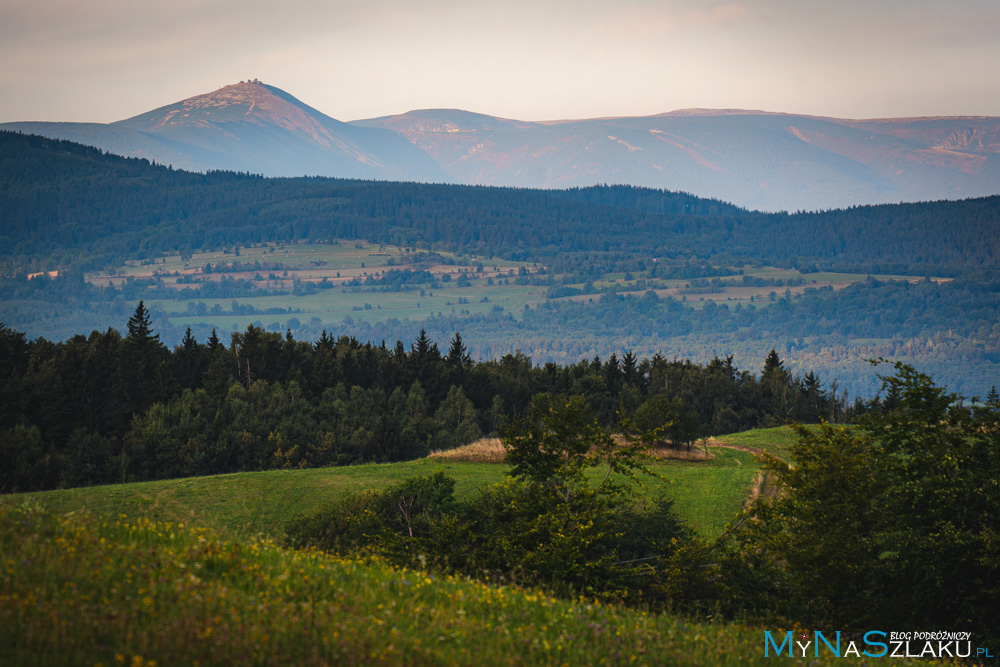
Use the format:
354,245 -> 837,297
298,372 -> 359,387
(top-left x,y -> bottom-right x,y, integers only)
704,437 -> 772,459
704,437 -> 783,508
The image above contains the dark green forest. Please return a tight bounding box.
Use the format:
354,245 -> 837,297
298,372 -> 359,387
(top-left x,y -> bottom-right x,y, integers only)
4,130 -> 1000,277
1,305 -> 852,493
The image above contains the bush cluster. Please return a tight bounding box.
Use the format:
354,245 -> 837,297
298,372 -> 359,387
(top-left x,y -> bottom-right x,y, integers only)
286,396 -> 714,607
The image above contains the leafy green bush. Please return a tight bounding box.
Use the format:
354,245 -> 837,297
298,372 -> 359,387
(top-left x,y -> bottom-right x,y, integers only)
284,471 -> 456,555
286,396 -> 710,608
719,363 -> 1000,642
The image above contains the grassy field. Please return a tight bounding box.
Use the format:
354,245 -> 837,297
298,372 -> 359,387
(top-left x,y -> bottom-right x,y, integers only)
5,427 -> 941,665
84,239 -> 946,333
7,499 -> 919,666
88,240 -> 546,329
712,426 -> 799,460
555,267 -> 947,309
157,283 -> 542,330
15,447 -> 760,542
94,241 -> 530,279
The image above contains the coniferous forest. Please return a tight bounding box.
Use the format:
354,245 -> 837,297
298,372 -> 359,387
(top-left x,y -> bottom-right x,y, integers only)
1,303 -> 847,493
4,130 -> 1000,277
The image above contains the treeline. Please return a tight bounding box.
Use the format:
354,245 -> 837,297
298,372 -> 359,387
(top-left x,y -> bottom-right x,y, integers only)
4,131 -> 1000,278
1,304 -> 852,493
305,277 -> 1000,395
5,272 -> 999,395
283,366 -> 1000,645
525,278 -> 1000,352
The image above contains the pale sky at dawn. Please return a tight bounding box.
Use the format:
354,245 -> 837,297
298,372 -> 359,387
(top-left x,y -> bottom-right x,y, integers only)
1,0 -> 998,123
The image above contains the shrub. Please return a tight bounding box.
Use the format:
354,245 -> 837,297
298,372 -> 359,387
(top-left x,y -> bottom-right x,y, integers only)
719,363 -> 1000,642
286,396 -> 709,609
284,471 -> 456,554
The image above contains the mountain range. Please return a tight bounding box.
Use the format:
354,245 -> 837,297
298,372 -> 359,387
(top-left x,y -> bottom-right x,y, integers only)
5,81 -> 1000,211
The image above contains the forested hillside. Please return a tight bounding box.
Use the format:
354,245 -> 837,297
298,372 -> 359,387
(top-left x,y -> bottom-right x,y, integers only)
1,307 -> 849,493
4,131 -> 1000,277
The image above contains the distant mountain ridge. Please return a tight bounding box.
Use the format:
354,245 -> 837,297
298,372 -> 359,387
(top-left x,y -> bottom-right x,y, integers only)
2,82 -> 449,183
3,82 -> 999,211
354,108 -> 1000,211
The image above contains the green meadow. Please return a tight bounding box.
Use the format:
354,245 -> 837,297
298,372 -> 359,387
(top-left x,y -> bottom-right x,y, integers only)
713,425 -> 798,460
1,427 -> 946,665
85,240 -> 940,332
16,446 -> 759,542
5,499 -> 888,667
1,428 -> 950,665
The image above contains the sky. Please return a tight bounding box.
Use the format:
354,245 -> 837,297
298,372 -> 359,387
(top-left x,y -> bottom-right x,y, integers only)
2,0 -> 999,123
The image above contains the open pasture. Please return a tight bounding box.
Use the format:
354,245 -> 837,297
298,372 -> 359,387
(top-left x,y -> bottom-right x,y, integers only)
86,240 -> 546,329
5,499 -> 875,667
83,240 -> 950,333
148,282 -> 542,330
89,241 -> 532,288
14,447 -> 760,541
553,266 -> 948,309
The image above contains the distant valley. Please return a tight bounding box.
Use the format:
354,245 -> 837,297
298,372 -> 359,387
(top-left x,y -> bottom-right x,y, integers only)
3,81 -> 999,211
3,130 -> 999,398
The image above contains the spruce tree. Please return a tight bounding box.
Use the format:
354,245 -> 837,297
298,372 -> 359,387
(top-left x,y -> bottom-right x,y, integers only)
126,301 -> 157,343
412,329 -> 432,358
447,332 -> 471,369
118,301 -> 169,433
760,349 -> 791,423
987,385 -> 1000,409
207,328 -> 221,352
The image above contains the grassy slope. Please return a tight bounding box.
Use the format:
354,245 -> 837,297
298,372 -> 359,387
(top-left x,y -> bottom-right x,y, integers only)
6,428 -> 939,665
713,425 -> 799,460
16,448 -> 759,541
0,501 -> 931,666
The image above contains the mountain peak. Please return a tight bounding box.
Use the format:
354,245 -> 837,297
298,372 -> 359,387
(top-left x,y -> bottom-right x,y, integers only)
84,82 -> 449,181
115,81 -> 351,147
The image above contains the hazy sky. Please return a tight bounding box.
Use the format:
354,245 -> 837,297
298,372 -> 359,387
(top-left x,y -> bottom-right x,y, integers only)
2,0 -> 999,123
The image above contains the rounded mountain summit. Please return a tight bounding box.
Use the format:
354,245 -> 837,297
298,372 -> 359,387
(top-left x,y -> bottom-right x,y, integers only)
9,81 -> 450,182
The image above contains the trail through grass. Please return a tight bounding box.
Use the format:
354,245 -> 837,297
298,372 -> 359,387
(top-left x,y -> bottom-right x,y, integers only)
712,426 -> 798,460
